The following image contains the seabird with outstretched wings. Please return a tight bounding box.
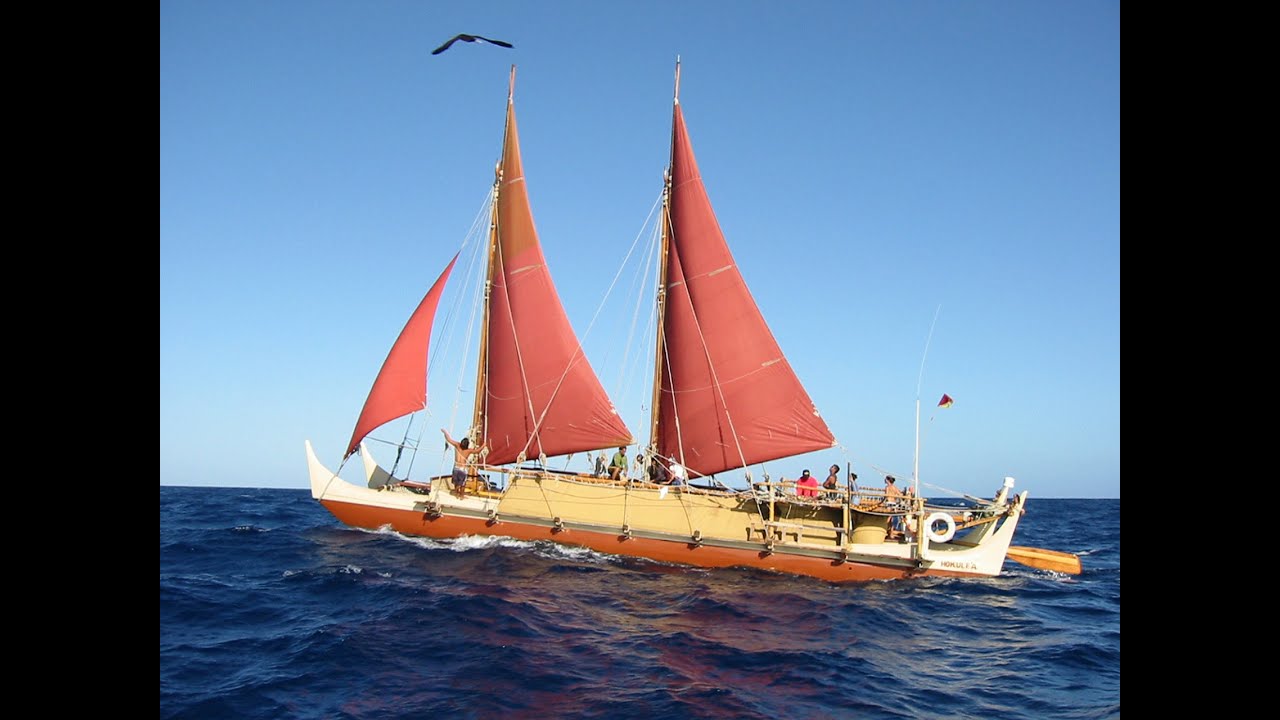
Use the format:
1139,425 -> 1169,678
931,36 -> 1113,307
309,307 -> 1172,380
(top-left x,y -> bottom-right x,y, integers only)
431,34 -> 514,55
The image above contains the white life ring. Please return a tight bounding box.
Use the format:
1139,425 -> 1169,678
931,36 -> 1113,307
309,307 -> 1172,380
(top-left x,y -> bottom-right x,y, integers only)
924,512 -> 956,544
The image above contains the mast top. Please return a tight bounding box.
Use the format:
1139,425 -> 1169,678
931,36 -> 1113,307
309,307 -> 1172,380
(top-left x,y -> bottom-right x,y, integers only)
673,57 -> 681,106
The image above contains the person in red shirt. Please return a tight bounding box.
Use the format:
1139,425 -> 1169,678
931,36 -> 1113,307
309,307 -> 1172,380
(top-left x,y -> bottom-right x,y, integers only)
795,469 -> 819,498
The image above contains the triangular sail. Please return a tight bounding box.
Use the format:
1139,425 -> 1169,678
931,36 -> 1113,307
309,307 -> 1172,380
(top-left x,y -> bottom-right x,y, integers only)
655,101 -> 835,477
346,254 -> 459,458
479,84 -> 633,465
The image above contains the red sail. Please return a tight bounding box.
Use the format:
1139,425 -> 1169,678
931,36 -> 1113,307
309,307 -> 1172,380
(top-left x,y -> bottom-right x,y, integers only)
481,97 -> 633,464
346,254 -> 459,458
656,103 -> 835,477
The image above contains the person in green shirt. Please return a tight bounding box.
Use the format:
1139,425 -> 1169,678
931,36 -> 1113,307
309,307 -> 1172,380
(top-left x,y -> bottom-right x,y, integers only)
608,446 -> 628,480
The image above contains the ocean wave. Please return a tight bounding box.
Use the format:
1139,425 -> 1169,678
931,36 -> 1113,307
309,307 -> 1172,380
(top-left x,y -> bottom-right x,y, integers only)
161,487 -> 1120,720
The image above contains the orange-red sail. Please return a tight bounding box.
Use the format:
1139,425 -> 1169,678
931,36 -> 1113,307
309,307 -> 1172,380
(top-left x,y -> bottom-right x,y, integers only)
656,103 -> 834,477
346,254 -> 459,458
480,94 -> 632,464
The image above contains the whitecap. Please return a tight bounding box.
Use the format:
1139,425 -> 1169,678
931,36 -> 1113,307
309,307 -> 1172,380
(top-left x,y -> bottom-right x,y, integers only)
532,543 -> 610,564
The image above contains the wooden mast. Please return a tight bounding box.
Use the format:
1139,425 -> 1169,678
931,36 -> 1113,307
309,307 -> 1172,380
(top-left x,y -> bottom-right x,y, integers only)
647,59 -> 680,476
471,66 -> 517,445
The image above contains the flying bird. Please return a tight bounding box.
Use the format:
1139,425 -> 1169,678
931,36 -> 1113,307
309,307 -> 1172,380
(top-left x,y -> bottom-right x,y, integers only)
431,34 -> 514,55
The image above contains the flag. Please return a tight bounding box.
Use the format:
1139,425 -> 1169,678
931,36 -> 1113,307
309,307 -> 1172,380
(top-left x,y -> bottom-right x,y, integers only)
938,393 -> 954,408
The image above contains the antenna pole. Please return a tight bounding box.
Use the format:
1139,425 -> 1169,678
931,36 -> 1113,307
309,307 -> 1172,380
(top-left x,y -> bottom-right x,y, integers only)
673,56 -> 681,104
913,305 -> 942,499
913,397 -> 921,497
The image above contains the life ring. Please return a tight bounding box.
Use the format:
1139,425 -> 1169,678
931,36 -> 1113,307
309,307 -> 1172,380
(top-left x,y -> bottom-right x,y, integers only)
925,512 -> 956,544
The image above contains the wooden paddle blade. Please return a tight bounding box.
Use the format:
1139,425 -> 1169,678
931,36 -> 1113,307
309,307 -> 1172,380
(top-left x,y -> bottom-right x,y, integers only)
1007,545 -> 1083,574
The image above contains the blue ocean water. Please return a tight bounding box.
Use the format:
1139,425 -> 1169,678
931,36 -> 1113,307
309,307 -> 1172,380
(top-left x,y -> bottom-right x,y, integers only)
160,488 -> 1119,719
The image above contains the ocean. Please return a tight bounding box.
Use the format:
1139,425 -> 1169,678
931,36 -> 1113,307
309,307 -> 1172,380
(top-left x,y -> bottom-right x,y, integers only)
160,488 -> 1119,719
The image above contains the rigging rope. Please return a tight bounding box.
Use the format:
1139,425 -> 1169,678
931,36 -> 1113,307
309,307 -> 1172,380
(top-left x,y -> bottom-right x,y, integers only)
612,195 -> 664,412
441,191 -> 493,476
658,201 -> 750,478
515,193 -> 664,462
357,191 -> 492,481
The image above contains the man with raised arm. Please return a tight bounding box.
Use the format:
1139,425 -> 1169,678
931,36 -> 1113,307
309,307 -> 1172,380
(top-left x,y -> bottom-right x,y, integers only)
442,428 -> 488,498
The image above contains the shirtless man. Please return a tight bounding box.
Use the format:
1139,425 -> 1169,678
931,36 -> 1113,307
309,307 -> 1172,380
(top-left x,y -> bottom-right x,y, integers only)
442,428 -> 487,498
822,464 -> 840,500
884,475 -> 903,503
884,475 -> 904,537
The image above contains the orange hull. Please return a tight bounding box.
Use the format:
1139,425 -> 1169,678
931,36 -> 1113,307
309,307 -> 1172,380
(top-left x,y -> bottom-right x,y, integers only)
320,498 -> 970,583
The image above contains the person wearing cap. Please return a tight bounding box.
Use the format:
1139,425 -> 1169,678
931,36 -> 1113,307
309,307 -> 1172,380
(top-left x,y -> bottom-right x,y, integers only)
796,469 -> 819,498
666,457 -> 687,485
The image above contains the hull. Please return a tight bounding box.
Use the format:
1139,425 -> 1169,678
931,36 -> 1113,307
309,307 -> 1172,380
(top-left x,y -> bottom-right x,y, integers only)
306,441 -> 1025,583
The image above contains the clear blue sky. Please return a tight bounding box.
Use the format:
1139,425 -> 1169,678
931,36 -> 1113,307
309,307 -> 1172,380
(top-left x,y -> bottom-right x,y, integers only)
160,1 -> 1119,498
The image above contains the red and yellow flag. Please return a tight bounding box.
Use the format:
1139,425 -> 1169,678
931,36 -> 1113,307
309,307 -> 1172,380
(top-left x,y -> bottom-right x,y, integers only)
937,393 -> 954,408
